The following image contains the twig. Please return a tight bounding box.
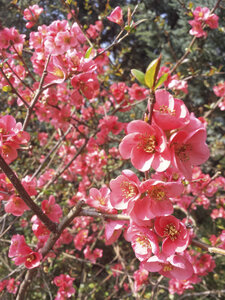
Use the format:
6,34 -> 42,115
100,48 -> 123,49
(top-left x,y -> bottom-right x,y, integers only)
23,55 -> 51,130
179,289 -> 225,299
0,154 -> 57,233
80,208 -> 130,221
204,96 -> 224,118
0,67 -> 29,108
31,125 -> 73,180
16,200 -> 84,300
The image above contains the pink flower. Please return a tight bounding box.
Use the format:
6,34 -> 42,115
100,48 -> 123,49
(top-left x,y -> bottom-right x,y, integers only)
133,268 -> 149,292
169,114 -> 210,180
22,175 -> 37,196
74,229 -> 90,251
213,82 -> 225,98
0,115 -> 30,164
9,235 -> 42,269
104,220 -> 126,245
128,83 -> 148,101
107,6 -> 124,26
109,169 -> 141,210
6,278 -> 20,294
189,20 -> 207,38
142,253 -> 193,280
54,274 -> 75,298
87,186 -> 116,214
126,224 -> 159,261
153,90 -> 189,131
138,179 -> 183,218
5,195 -> 30,216
83,245 -> 103,263
193,7 -> 210,21
41,195 -> 62,223
205,14 -> 219,29
154,216 -> 190,256
24,5 -> 43,28
119,120 -> 171,172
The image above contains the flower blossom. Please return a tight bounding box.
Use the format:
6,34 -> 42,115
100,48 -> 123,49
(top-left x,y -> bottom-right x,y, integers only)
107,6 -> 124,26
119,120 -> 171,172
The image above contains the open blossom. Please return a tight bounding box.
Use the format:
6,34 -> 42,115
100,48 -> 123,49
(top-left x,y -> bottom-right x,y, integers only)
110,169 -> 141,211
107,6 -> 124,26
134,179 -> 184,221
5,195 -> 30,216
125,223 -> 159,261
169,114 -> 210,180
154,216 -> 190,256
119,120 -> 170,172
41,195 -> 62,223
153,90 -> 190,131
9,235 -> 42,269
142,253 -> 193,280
87,186 -> 116,214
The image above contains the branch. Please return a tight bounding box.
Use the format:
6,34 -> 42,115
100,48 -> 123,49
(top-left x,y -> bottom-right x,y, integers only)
31,125 -> 73,180
0,154 -> 57,233
204,96 -> 224,118
0,67 -> 29,108
15,200 -> 84,300
23,55 -> 51,130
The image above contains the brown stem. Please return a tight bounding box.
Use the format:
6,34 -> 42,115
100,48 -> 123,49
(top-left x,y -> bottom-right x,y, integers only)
204,96 -> 224,118
23,55 -> 51,131
0,67 -> 29,108
0,154 -> 57,233
16,200 -> 84,300
80,208 -> 130,221
31,125 -> 73,180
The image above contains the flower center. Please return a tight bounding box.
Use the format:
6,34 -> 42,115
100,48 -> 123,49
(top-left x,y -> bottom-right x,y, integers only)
97,196 -> 106,206
159,105 -> 175,115
26,254 -> 35,262
136,235 -> 151,249
120,181 -> 138,199
138,134 -> 156,153
148,186 -> 166,201
174,143 -> 192,161
164,223 -> 180,241
162,263 -> 174,272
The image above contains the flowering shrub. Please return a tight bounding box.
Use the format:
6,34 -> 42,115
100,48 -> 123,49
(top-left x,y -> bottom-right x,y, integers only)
0,1 -> 224,300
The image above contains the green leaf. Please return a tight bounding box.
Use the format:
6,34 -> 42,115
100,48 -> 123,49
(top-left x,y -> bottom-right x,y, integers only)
131,69 -> 146,85
85,46 -> 93,59
154,73 -> 169,89
144,55 -> 161,89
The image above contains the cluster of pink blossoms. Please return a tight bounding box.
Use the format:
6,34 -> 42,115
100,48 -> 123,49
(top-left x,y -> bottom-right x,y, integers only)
189,6 -> 219,38
23,4 -> 43,28
0,115 -> 30,164
53,274 -> 75,300
84,87 -> 212,284
9,235 -> 42,269
213,81 -> 225,110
